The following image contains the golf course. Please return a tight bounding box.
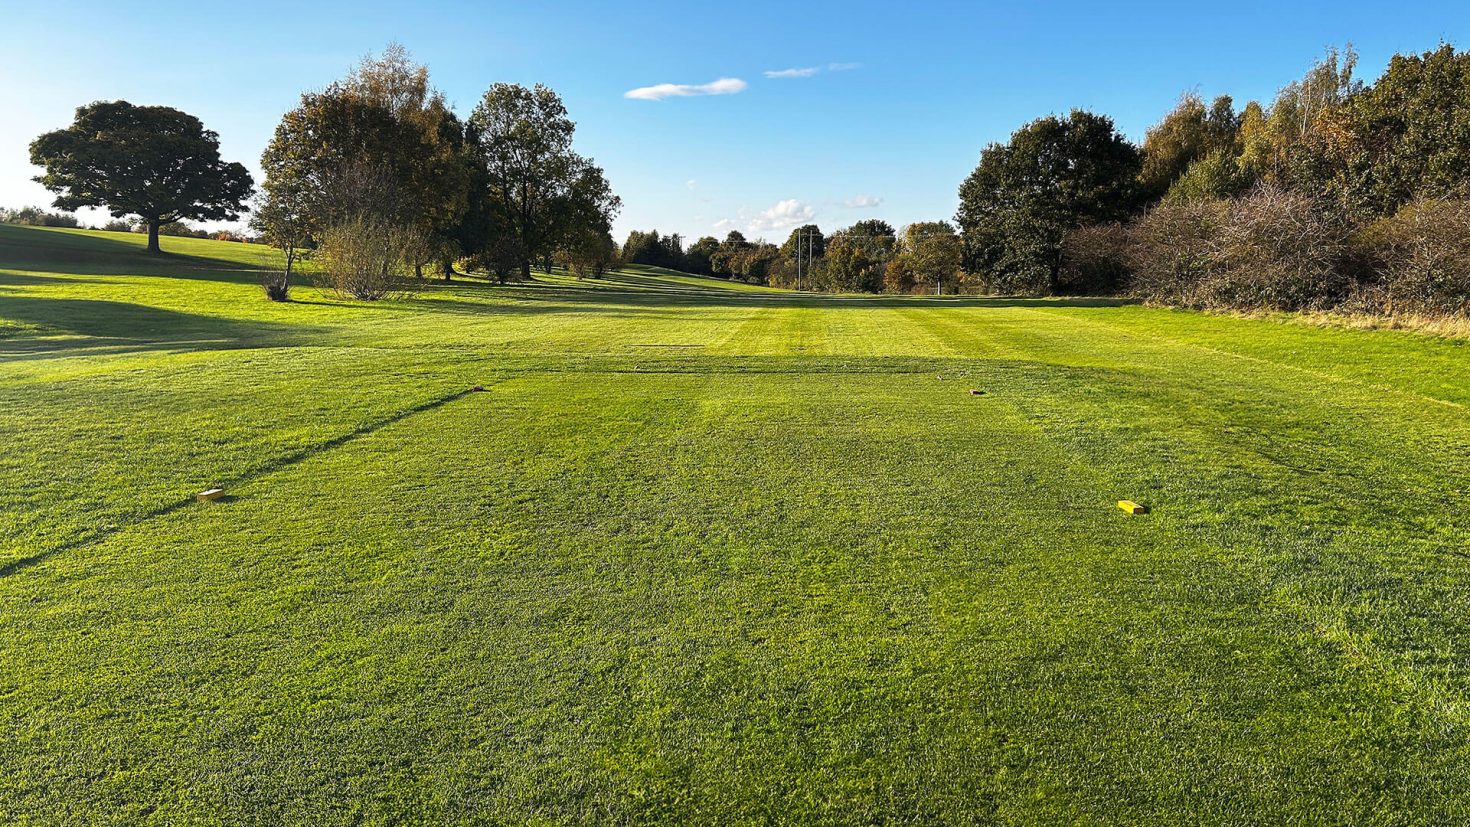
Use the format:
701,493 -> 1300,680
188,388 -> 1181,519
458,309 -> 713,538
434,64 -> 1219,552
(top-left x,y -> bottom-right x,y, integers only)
2,223 -> 1468,823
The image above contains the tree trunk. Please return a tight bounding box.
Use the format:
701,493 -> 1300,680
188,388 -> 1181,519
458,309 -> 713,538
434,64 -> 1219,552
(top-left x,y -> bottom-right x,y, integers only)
441,260 -> 455,281
147,219 -> 162,254
520,259 -> 532,281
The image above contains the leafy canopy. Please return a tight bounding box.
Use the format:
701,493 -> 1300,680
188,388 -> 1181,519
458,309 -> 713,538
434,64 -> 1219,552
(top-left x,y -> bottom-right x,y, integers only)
30,100 -> 253,247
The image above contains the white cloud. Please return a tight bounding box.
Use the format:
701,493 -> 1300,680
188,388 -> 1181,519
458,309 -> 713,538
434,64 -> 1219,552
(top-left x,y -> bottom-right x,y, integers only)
843,194 -> 882,208
749,199 -> 815,233
686,179 -> 698,190
828,62 -> 861,71
764,67 -> 819,79
624,77 -> 747,100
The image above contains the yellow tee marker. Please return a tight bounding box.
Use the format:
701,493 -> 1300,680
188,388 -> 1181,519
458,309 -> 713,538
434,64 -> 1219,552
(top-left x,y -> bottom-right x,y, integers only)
1118,500 -> 1149,515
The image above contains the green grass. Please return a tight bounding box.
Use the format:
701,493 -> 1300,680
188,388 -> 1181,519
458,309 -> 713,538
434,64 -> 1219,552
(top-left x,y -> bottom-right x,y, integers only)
2,222 -> 1469,824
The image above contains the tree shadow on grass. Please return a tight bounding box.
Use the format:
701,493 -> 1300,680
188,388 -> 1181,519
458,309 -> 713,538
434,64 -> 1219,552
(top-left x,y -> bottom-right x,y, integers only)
0,295 -> 322,356
0,225 -> 270,285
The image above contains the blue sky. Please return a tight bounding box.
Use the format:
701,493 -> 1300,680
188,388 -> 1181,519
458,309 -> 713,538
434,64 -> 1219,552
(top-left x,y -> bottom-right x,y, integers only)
3,1 -> 1469,243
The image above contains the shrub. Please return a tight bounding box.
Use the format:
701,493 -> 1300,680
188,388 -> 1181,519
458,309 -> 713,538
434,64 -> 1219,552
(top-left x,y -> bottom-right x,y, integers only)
1210,185 -> 1349,310
318,217 -> 424,300
1059,222 -> 1131,294
1125,198 -> 1227,305
1356,197 -> 1470,315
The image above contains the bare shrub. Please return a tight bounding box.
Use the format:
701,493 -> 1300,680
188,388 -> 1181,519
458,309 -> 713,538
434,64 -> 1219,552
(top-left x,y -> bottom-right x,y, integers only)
1058,222 -> 1131,294
318,217 -> 424,300
1125,198 -> 1227,305
1356,197 -> 1470,315
1210,185 -> 1349,310
315,164 -> 425,300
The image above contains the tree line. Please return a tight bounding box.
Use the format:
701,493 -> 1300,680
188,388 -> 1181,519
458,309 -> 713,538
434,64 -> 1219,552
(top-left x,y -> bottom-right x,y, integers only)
617,219 -> 964,294
26,45 -> 620,302
620,42 -> 1470,320
959,43 -> 1470,318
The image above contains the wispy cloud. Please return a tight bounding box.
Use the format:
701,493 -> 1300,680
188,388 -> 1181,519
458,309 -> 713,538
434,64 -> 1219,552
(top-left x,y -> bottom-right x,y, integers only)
843,194 -> 882,208
764,67 -> 819,79
686,179 -> 698,190
762,63 -> 859,80
624,77 -> 747,100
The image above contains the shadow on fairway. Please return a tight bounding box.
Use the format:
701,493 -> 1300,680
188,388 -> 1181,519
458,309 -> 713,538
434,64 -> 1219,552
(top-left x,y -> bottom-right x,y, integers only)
0,225 -> 270,285
0,295 -> 321,354
0,384 -> 487,580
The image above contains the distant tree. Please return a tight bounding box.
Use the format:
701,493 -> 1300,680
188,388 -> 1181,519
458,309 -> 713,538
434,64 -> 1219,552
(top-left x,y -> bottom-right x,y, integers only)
685,235 -> 720,275
883,257 -> 918,293
30,101 -> 253,253
469,83 -> 620,280
780,224 -> 826,258
0,206 -> 82,228
824,221 -> 896,292
249,191 -> 310,301
956,110 -> 1141,293
710,230 -> 750,277
622,229 -> 684,268
560,227 -> 620,278
1166,150 -> 1254,202
899,221 -> 963,294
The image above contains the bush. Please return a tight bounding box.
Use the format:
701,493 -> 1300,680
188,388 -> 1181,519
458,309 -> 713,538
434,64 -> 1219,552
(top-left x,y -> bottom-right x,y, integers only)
1059,223 -> 1130,294
1125,198 -> 1227,305
101,219 -> 134,233
318,217 -> 424,300
1210,185 -> 1349,310
1356,197 -> 1470,315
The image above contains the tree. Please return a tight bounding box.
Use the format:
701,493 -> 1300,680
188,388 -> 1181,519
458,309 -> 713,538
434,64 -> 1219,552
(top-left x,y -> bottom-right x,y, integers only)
1300,45 -> 1470,218
1166,150 -> 1254,202
710,231 -> 750,277
249,192 -> 310,301
30,101 -> 253,253
260,45 -> 471,282
469,83 -> 620,280
560,227 -> 620,278
1139,93 -> 1239,199
685,236 -> 720,275
824,221 -> 895,292
956,110 -> 1141,293
899,221 -> 963,294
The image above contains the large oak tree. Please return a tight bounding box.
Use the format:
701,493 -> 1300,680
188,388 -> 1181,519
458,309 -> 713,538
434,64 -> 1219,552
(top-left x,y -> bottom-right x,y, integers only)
30,101 -> 253,253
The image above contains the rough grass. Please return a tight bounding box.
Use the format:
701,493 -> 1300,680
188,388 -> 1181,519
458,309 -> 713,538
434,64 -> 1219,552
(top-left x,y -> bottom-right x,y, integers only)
2,223 -> 1469,825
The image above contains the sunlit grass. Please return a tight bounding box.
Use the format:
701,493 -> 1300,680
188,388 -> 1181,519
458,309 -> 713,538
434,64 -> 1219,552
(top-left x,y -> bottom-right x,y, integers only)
2,224 -> 1468,824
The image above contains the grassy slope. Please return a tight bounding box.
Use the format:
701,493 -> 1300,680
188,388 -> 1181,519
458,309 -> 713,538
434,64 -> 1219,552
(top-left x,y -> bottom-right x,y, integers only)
1,223 -> 1468,824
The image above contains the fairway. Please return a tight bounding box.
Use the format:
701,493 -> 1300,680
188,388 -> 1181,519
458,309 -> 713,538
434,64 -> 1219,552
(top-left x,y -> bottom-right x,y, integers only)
3,224 -> 1470,823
